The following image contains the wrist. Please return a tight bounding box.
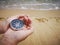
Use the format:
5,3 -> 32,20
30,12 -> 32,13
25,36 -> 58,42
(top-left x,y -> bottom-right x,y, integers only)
0,35 -> 17,45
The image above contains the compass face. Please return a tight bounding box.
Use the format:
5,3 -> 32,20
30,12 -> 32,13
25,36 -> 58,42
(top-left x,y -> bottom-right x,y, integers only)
10,19 -> 24,30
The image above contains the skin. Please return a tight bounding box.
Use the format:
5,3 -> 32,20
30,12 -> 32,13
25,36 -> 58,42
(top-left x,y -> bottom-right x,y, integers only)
0,15 -> 33,45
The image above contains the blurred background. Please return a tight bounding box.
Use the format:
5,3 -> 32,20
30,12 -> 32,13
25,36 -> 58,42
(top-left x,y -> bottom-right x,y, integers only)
0,0 -> 60,10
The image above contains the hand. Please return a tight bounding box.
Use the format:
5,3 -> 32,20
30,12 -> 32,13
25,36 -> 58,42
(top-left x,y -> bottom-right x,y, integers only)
0,15 -> 33,45
0,19 -> 9,34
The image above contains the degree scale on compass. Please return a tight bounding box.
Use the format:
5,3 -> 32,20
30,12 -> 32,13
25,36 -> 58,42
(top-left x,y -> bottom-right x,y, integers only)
10,19 -> 24,31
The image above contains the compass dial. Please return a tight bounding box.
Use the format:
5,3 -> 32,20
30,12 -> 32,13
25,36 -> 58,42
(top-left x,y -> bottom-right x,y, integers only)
10,19 -> 24,30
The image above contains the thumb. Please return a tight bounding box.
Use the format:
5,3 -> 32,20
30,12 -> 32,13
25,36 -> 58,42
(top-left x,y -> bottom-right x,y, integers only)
16,29 -> 33,38
0,20 -> 9,34
14,29 -> 33,41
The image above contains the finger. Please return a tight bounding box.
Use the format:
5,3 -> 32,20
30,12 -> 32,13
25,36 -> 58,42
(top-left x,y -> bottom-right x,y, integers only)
14,28 -> 33,41
16,27 -> 33,36
18,15 -> 32,30
23,16 -> 32,28
0,20 -> 9,33
3,20 -> 9,31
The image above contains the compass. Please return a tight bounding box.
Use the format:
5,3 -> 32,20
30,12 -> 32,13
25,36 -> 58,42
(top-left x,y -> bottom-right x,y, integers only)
10,19 -> 24,30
